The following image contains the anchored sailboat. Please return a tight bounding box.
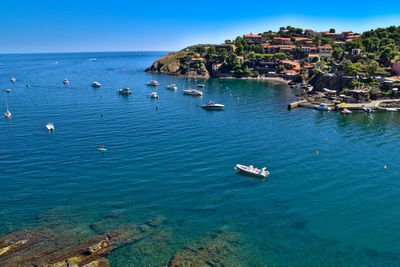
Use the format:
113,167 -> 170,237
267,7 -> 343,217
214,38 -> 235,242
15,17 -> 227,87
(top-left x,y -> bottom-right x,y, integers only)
183,62 -> 203,96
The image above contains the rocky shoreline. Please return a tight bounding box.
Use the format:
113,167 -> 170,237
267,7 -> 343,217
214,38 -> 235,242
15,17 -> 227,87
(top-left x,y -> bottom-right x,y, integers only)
0,210 -> 241,266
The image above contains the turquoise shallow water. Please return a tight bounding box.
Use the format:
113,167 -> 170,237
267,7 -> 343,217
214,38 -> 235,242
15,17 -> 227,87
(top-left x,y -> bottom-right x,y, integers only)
1,52 -> 400,266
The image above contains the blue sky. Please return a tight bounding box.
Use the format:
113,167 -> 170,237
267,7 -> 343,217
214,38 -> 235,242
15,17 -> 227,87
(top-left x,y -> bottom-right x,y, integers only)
1,0 -> 400,53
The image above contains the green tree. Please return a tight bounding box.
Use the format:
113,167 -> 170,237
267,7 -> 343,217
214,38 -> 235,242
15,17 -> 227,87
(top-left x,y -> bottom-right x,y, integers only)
343,60 -> 361,75
365,60 -> 379,76
227,53 -> 239,65
380,46 -> 397,65
332,47 -> 344,60
207,46 -> 216,54
247,51 -> 256,60
195,46 -> 205,54
329,28 -> 336,33
274,52 -> 287,60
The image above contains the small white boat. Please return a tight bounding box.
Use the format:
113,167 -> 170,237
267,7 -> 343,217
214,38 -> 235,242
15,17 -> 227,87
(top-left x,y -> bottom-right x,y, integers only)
386,108 -> 398,112
4,100 -> 11,119
4,110 -> 11,119
118,87 -> 132,95
46,123 -> 55,131
91,81 -> 101,88
10,74 -> 16,82
63,79 -> 69,85
166,84 -> 178,90
341,108 -> 352,114
147,80 -> 160,86
235,164 -> 269,178
196,84 -> 205,88
150,92 -> 159,98
6,89 -> 11,93
183,89 -> 203,96
363,107 -> 374,113
201,101 -> 224,110
315,103 -> 331,111
26,84 -> 31,87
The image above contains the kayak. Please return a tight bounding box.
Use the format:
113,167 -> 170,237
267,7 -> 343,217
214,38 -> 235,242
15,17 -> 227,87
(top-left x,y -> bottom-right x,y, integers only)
97,148 -> 107,151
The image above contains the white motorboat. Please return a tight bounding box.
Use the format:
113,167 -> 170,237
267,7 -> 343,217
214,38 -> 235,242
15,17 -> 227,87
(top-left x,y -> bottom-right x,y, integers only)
10,74 -> 16,82
166,84 -> 178,90
386,108 -> 398,112
147,80 -> 160,86
234,164 -> 269,178
118,87 -> 132,95
4,110 -> 11,119
91,81 -> 101,88
315,103 -> 331,111
183,89 -> 203,96
341,108 -> 352,114
196,84 -> 205,88
46,123 -> 55,131
363,107 -> 374,113
201,101 -> 224,110
6,89 -> 11,93
150,92 -> 159,98
63,79 -> 69,85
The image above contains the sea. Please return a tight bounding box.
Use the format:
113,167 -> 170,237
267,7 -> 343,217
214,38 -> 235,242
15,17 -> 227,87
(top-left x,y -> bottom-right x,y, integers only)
0,52 -> 400,266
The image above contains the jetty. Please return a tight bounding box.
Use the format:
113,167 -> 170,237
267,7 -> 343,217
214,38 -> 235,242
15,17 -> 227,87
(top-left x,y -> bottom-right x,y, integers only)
336,99 -> 400,111
289,99 -> 400,112
288,100 -> 309,110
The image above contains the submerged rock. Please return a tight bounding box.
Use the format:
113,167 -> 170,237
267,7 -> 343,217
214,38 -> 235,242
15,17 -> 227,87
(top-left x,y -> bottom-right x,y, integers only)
0,216 -> 167,266
168,230 -> 240,267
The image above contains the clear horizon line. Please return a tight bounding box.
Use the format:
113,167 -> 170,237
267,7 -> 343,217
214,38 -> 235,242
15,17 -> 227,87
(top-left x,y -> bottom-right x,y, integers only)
0,50 -> 173,55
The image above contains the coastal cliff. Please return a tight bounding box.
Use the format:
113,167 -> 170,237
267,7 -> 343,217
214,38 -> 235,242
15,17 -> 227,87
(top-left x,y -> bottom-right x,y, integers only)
308,72 -> 353,92
145,51 -> 210,78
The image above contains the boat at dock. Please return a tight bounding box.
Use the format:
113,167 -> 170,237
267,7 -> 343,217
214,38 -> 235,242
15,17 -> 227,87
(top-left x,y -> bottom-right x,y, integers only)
147,80 -> 160,86
46,123 -> 55,131
386,108 -> 398,112
166,84 -> 177,90
91,81 -> 101,88
183,89 -> 203,96
150,92 -> 159,98
201,101 -> 224,110
341,108 -> 352,114
234,164 -> 269,178
363,107 -> 374,113
117,87 -> 132,95
315,103 -> 331,111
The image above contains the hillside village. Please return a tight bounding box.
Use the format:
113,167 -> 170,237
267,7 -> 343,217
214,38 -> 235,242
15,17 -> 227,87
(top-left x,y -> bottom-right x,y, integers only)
146,26 -> 400,103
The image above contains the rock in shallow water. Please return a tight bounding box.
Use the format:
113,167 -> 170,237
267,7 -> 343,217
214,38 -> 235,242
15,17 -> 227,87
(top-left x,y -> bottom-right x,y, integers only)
168,230 -> 240,267
0,215 -> 167,266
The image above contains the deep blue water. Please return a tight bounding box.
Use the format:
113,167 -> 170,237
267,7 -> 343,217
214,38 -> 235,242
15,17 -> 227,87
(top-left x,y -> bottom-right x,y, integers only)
1,52 -> 400,266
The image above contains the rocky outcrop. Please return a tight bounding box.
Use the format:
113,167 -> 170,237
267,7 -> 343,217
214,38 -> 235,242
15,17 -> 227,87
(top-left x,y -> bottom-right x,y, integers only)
0,215 -> 167,267
308,72 -> 353,92
145,51 -> 210,78
145,51 -> 188,75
